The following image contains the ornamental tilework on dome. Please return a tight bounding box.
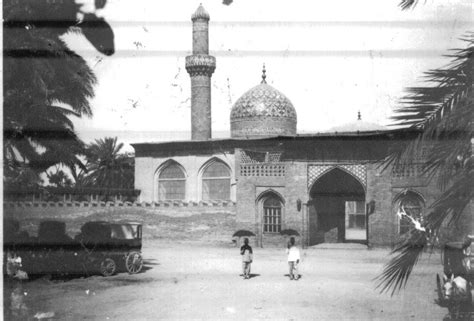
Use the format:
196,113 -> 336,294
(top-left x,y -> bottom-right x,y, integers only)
230,84 -> 297,120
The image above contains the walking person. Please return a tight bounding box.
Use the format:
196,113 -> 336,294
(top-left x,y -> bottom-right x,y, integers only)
286,237 -> 300,280
240,238 -> 253,279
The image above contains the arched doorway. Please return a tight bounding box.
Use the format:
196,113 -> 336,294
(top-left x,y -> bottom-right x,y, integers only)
308,168 -> 366,245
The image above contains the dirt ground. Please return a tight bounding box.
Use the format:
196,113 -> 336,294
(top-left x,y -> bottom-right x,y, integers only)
4,241 -> 448,320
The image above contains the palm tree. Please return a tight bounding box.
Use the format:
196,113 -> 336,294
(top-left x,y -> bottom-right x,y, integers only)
3,0 -> 114,181
376,1 -> 473,295
47,168 -> 74,188
81,137 -> 134,189
4,164 -> 43,189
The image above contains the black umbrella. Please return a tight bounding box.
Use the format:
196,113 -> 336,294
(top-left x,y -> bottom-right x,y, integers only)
232,230 -> 256,237
280,229 -> 300,237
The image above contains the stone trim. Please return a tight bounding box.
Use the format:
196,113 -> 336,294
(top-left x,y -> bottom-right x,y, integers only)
4,200 -> 236,209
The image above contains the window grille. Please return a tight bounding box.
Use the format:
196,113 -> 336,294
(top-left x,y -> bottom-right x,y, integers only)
391,147 -> 430,178
240,164 -> 285,177
263,196 -> 282,233
391,163 -> 424,178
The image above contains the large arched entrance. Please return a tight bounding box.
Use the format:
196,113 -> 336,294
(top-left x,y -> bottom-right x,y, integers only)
308,168 -> 366,245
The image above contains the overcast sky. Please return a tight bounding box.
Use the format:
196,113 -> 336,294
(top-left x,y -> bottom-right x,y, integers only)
67,0 -> 473,152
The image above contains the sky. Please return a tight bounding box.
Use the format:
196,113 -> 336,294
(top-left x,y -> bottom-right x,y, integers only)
66,0 -> 473,152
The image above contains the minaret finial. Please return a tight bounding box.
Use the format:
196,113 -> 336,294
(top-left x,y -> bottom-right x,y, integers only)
357,111 -> 361,121
261,63 -> 267,84
191,3 -> 210,21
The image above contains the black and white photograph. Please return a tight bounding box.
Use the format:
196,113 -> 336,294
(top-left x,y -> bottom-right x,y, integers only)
3,0 -> 474,320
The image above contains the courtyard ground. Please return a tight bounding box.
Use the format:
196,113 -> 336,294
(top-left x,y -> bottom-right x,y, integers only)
4,241 -> 447,320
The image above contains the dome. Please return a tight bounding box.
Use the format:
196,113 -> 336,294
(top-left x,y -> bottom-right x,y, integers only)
327,112 -> 387,132
230,67 -> 297,138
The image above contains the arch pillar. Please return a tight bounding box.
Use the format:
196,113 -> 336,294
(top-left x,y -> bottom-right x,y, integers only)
302,200 -> 312,248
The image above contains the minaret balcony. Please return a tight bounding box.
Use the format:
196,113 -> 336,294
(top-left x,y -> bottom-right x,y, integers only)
185,55 -> 216,77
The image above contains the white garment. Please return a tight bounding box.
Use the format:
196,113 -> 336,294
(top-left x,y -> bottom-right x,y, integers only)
242,250 -> 252,262
287,246 -> 300,262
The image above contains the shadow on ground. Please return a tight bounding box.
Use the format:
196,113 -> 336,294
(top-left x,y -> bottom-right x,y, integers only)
238,273 -> 260,279
7,257 -> 157,283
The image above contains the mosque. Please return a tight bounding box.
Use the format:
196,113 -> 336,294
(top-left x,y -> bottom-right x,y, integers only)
132,5 -> 467,247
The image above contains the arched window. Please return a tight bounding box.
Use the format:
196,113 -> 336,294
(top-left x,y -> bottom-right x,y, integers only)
263,196 -> 282,233
397,191 -> 425,235
158,162 -> 186,200
202,161 -> 231,200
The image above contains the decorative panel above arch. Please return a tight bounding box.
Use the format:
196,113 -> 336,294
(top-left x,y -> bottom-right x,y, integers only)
308,164 -> 367,190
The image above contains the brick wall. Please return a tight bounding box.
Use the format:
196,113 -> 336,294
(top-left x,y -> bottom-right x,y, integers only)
366,163 -> 396,246
235,159 -> 307,247
4,201 -> 237,245
368,163 -> 473,247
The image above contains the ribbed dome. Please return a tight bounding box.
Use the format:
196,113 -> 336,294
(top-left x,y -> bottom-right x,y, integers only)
230,69 -> 297,138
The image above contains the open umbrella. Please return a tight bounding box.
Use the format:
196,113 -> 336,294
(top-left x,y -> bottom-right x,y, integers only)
232,230 -> 256,237
280,229 -> 300,237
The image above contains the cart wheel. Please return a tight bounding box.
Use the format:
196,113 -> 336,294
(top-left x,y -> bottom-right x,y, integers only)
125,252 -> 143,274
100,258 -> 116,277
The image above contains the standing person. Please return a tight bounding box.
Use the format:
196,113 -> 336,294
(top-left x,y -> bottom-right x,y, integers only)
240,238 -> 253,279
286,236 -> 300,280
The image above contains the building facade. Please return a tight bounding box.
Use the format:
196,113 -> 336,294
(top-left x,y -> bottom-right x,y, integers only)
133,5 -> 472,247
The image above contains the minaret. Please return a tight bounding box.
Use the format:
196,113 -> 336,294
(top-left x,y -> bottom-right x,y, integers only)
185,4 -> 216,141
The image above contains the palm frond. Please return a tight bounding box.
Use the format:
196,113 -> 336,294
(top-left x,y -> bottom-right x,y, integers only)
377,35 -> 473,295
399,0 -> 416,10
427,164 -> 473,227
3,0 -> 114,175
76,14 -> 115,56
378,165 -> 472,295
388,35 -> 473,172
376,229 -> 427,296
